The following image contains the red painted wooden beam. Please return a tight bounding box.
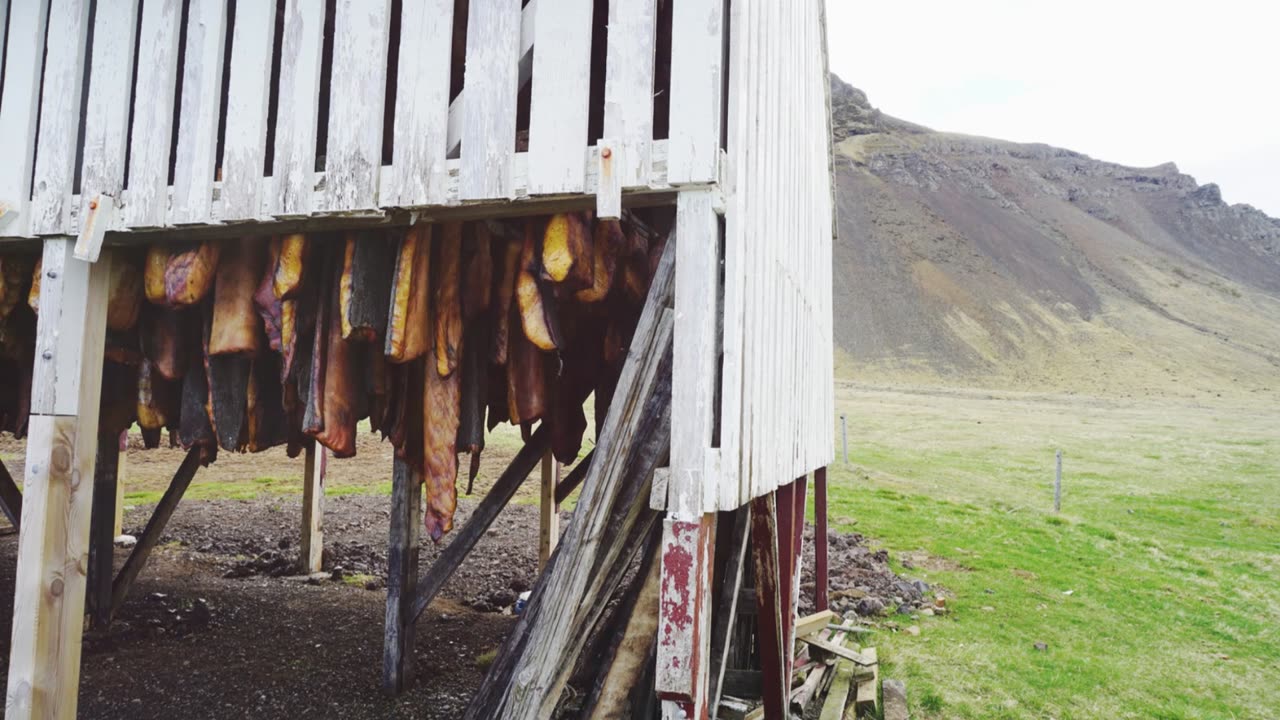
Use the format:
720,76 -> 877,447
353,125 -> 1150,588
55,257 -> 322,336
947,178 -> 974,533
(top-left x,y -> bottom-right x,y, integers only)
814,467 -> 829,611
751,491 -> 786,720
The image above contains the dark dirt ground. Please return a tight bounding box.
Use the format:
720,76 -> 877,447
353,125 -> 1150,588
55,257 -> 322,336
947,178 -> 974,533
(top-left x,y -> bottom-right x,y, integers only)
0,433 -> 916,719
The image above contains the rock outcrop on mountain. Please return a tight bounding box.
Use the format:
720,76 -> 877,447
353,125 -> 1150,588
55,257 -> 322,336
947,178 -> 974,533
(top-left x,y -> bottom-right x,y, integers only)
831,75 -> 1280,397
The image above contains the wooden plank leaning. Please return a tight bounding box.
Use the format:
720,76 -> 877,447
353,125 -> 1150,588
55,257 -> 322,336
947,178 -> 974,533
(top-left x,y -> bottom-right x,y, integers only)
465,237 -> 677,720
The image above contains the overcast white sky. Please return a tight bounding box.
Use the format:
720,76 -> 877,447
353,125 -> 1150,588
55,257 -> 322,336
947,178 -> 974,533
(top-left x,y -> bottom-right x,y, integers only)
825,0 -> 1280,217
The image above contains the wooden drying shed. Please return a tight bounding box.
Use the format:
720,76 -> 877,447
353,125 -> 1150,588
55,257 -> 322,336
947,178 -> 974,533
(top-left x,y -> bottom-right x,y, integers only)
0,0 -> 836,717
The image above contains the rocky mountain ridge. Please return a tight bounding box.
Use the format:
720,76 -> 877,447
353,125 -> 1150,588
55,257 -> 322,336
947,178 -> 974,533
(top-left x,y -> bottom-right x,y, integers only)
829,75 -> 1280,397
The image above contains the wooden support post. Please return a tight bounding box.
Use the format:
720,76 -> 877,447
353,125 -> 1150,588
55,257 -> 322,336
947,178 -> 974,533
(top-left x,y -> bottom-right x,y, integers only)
409,426 -> 551,623
751,491 -> 787,720
384,457 -> 422,694
814,467 -> 829,611
791,476 -> 808,662
110,446 -> 202,619
112,431 -> 126,538
774,479 -> 797,680
6,240 -> 112,719
538,452 -> 559,570
709,506 -> 751,717
1054,449 -> 1063,513
0,459 -> 23,532
300,441 -> 327,574
86,434 -> 120,629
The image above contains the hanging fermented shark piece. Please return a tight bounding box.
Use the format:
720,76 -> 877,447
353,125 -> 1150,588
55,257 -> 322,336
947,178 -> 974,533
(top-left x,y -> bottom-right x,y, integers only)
435,222 -> 464,376
506,305 -> 547,426
144,245 -> 170,304
137,358 -> 180,449
165,241 -> 222,307
0,303 -> 35,437
541,212 -> 594,290
490,229 -> 522,365
106,251 -> 144,332
385,225 -> 432,364
209,238 -> 265,356
204,301 -> 252,452
423,348 -> 462,542
339,232 -> 394,342
99,361 -> 139,439
27,257 -> 41,313
575,219 -> 623,303
246,349 -> 288,452
178,346 -> 217,459
364,345 -> 390,434
140,305 -> 191,381
486,362 -> 509,431
306,250 -> 360,458
516,219 -> 563,351
463,223 -> 494,321
254,241 -> 287,354
457,318 -> 490,492
549,314 -> 605,465
273,233 -> 308,300
0,255 -> 34,320
618,225 -> 651,304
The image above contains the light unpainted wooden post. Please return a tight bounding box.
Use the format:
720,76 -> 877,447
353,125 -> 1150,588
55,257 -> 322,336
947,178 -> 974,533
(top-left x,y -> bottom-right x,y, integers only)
6,240 -> 112,720
538,452 -> 560,570
113,431 -> 126,537
384,457 -> 421,694
300,441 -> 327,574
1054,449 -> 1062,513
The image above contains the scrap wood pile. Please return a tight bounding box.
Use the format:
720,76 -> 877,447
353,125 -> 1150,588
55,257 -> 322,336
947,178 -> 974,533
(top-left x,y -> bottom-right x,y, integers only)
719,610 -> 890,720
0,211 -> 668,541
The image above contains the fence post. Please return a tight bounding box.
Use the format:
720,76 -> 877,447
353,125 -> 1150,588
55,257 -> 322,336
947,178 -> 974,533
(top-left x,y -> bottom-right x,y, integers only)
1054,450 -> 1062,513
840,414 -> 848,464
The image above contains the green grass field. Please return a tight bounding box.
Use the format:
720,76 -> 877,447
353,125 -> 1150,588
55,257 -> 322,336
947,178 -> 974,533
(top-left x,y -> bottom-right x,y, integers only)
825,383 -> 1279,719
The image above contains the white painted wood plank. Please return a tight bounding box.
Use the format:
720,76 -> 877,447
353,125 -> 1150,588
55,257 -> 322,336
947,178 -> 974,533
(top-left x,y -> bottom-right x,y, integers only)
672,190 -> 721,515
459,0 -> 522,201
30,241 -> 111,417
79,0 -> 142,231
602,0 -> 657,189
526,0 -> 592,195
170,0 -> 228,225
595,139 -> 622,219
271,0 -> 326,218
124,0 -> 183,229
445,0 -> 537,159
30,0 -> 91,236
0,0 -> 51,238
386,0 -> 454,208
322,0 -> 392,212
668,0 -> 724,186
220,0 -> 277,222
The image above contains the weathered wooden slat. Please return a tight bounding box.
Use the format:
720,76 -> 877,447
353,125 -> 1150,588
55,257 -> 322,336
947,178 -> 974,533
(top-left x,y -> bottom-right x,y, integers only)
409,426 -> 551,623
323,0 -> 392,213
538,453 -> 560,570
0,459 -> 22,531
709,506 -> 750,718
170,0 -> 229,225
582,541 -> 662,719
271,0 -> 326,218
459,0 -> 522,201
854,647 -> 880,717
667,0 -> 725,185
0,0 -> 50,237
220,0 -> 278,222
385,0 -> 454,208
79,0 -> 142,238
87,434 -> 121,629
30,0 -> 92,236
5,242 -> 111,720
383,456 -> 422,693
124,0 -> 183,229
799,636 -> 875,667
109,446 -> 202,618
526,0 -> 593,195
300,442 -> 327,574
602,0 -> 657,189
444,0 -> 537,159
